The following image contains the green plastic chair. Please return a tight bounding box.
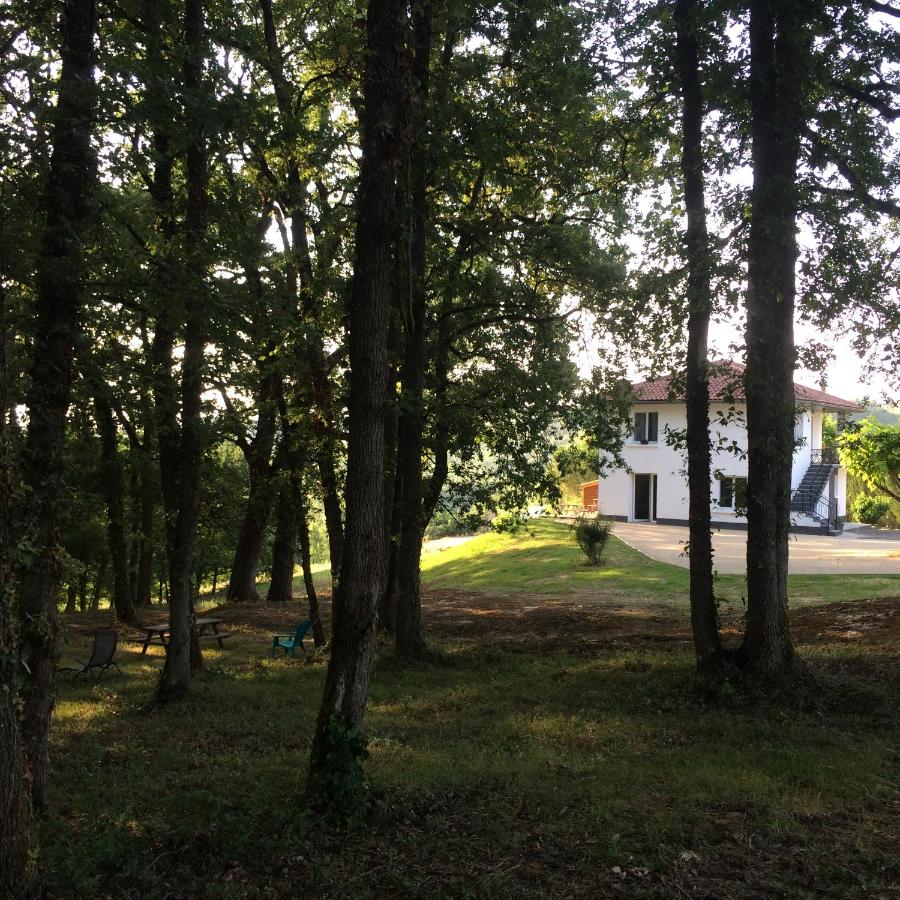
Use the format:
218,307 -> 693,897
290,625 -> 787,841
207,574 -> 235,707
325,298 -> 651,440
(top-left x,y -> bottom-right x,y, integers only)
271,619 -> 312,658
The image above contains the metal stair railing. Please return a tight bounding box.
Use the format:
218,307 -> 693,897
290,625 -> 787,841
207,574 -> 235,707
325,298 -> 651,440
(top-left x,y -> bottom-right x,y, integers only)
790,487 -> 842,533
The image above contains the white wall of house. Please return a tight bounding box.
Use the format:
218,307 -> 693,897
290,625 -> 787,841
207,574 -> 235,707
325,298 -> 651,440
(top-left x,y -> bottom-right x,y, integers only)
834,467 -> 848,517
792,410 -> 812,490
598,403 -> 846,523
810,409 -> 824,454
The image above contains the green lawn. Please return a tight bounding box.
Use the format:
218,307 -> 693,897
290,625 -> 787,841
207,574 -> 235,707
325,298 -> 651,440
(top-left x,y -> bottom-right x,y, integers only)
421,519 -> 900,608
45,521 -> 900,898
242,518 -> 900,610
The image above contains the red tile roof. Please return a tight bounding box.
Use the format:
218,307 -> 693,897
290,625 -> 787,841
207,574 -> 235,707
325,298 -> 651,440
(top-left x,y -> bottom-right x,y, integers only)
632,362 -> 863,411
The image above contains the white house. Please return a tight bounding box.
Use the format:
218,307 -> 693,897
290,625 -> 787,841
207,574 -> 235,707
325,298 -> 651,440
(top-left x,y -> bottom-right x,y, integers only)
595,363 -> 863,534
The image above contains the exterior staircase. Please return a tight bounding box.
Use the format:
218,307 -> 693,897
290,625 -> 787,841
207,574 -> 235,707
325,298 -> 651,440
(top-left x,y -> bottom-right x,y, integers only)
789,449 -> 841,533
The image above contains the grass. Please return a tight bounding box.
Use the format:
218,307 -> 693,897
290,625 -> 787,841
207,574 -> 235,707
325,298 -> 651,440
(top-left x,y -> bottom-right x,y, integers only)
45,521 -> 900,898
421,519 -> 900,608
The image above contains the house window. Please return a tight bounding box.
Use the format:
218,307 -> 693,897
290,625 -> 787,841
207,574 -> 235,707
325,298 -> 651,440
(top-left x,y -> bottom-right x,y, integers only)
633,411 -> 659,443
719,476 -> 747,511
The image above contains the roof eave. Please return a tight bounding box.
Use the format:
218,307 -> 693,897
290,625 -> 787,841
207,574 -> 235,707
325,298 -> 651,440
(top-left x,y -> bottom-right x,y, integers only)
813,401 -> 865,413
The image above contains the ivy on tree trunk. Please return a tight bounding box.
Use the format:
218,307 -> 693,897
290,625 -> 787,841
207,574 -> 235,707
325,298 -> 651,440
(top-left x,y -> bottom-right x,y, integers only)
2,0 -> 97,891
307,0 -> 404,805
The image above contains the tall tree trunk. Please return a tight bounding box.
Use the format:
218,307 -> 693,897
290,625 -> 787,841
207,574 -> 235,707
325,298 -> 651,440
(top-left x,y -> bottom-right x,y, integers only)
297,477 -> 327,647
317,446 -> 344,590
64,581 -> 77,614
225,463 -> 275,602
259,0 -> 345,590
133,428 -> 156,607
379,282 -> 402,633
391,304 -> 451,640
0,216 -> 38,899
89,564 -> 104,612
379,478 -> 401,631
674,0 -> 725,675
741,0 -> 810,683
391,308 -> 457,669
267,475 -> 297,603
15,0 -> 97,828
291,202 -> 343,589
78,570 -> 89,612
95,394 -> 138,624
308,0 -> 403,800
128,457 -> 140,602
157,0 -> 209,698
223,222 -> 281,604
267,402 -> 326,646
394,0 -> 433,658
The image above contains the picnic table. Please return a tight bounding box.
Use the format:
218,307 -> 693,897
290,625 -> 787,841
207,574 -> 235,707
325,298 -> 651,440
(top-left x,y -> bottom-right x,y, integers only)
137,617 -> 232,655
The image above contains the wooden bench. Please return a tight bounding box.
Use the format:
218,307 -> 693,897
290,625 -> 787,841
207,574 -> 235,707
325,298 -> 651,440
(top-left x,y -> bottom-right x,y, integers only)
137,623 -> 170,655
136,618 -> 232,654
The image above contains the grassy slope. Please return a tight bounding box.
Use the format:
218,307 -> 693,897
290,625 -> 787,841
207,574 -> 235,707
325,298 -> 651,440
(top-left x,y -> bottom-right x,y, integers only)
45,522 -> 900,898
421,519 -> 900,608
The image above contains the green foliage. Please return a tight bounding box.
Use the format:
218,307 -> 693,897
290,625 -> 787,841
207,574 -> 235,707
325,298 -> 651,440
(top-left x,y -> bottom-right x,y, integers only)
855,406 -> 900,427
822,414 -> 838,449
839,418 -> 900,505
552,424 -> 628,507
571,514 -> 613,565
423,505 -> 473,540
196,443 -> 252,582
850,495 -> 891,526
308,714 -> 370,819
490,510 -> 528,534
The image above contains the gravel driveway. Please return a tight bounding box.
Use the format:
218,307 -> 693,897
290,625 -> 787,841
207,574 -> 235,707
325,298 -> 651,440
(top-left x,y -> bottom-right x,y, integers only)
613,521 -> 900,575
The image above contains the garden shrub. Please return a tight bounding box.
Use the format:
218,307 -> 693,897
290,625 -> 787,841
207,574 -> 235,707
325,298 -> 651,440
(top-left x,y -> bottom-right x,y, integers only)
850,494 -> 891,526
572,514 -> 613,565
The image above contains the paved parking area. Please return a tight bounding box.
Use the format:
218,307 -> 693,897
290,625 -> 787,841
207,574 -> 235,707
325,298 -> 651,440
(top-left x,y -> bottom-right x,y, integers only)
613,522 -> 900,575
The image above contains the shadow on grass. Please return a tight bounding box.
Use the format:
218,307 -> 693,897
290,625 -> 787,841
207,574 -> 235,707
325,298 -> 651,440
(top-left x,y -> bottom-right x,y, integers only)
45,623 -> 900,899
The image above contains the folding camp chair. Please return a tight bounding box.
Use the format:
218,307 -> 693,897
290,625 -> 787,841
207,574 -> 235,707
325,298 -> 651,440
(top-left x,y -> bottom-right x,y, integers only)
59,629 -> 123,682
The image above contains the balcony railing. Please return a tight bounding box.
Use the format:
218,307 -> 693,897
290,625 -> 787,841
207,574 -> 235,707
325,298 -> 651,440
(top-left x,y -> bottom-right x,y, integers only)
810,447 -> 839,465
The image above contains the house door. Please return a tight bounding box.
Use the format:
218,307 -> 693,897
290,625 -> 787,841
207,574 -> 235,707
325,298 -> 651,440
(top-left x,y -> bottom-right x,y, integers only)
634,474 -> 656,521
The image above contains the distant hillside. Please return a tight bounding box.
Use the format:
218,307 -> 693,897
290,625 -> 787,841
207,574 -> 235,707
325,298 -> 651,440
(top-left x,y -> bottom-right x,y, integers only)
853,405 -> 900,426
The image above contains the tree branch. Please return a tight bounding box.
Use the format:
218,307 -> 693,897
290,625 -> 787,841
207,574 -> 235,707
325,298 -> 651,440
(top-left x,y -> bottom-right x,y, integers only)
833,80 -> 900,121
862,0 -> 900,17
808,132 -> 900,219
212,382 -> 251,456
111,399 -> 142,449
874,480 -> 900,504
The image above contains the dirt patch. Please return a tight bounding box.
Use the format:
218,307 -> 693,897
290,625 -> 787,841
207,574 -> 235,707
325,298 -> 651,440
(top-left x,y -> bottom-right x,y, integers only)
420,589 -> 900,654
422,587 -> 693,650
789,596 -> 900,647
62,591 -> 900,657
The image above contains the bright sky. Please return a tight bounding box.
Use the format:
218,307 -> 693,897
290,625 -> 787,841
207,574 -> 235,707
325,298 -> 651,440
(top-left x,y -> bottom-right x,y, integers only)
574,313 -> 896,408
709,317 -> 894,406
